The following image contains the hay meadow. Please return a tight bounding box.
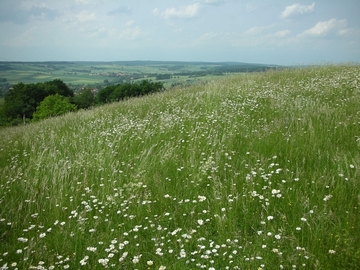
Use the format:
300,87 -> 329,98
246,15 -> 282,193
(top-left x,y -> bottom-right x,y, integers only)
0,65 -> 359,269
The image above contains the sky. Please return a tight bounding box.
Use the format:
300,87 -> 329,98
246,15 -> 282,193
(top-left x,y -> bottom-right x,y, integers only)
0,0 -> 359,65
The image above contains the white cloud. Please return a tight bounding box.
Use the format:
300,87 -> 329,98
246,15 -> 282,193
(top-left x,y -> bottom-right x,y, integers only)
152,8 -> 160,16
195,31 -> 240,46
108,6 -> 131,16
246,4 -> 258,12
125,20 -> 135,27
105,21 -> 145,42
197,32 -> 222,41
155,4 -> 201,19
196,0 -> 226,5
75,0 -> 98,5
281,2 -> 315,18
117,26 -> 143,40
76,11 -> 97,22
203,0 -> 220,3
70,24 -> 145,48
238,28 -> 297,48
243,25 -> 274,36
299,18 -> 348,37
274,30 -> 291,38
196,29 -> 295,49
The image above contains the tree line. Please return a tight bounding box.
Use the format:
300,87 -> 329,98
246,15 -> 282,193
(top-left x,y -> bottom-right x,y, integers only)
0,79 -> 163,126
97,80 -> 163,104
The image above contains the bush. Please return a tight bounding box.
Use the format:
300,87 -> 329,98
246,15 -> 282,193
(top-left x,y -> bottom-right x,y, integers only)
32,94 -> 77,121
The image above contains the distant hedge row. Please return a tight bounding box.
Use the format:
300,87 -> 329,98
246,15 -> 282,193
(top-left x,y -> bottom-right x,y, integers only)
0,79 -> 164,126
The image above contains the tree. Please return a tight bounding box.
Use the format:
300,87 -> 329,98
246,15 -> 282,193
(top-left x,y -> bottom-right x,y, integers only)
2,79 -> 74,125
32,94 -> 77,121
72,88 -> 96,109
97,86 -> 115,104
96,80 -> 164,105
3,83 -> 29,119
43,79 -> 74,97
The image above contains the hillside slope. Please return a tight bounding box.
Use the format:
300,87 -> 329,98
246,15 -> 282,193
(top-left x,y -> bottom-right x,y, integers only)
0,65 -> 359,269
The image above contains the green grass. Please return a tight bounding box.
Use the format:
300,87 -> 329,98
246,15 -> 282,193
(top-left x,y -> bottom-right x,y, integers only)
0,65 -> 359,269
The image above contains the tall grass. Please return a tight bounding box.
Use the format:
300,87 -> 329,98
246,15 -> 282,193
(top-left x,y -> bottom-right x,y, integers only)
0,65 -> 359,269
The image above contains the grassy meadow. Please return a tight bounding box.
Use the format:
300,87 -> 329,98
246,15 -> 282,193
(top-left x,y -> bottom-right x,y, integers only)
0,65 -> 359,269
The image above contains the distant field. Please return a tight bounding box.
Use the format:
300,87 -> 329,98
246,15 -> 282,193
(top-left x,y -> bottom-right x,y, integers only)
1,65 -> 359,269
0,61 -> 277,88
